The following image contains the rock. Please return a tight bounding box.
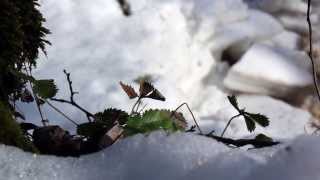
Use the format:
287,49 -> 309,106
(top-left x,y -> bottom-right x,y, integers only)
33,126 -> 82,156
223,43 -> 312,97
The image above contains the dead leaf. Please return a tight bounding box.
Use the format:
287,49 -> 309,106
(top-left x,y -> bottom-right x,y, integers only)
119,81 -> 138,99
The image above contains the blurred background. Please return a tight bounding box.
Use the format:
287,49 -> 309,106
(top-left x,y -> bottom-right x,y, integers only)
20,0 -> 320,139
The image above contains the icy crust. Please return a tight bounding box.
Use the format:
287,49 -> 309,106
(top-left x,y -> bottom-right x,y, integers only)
0,132 -> 319,180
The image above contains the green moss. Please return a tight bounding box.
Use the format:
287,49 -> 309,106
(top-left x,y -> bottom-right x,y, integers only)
0,102 -> 38,153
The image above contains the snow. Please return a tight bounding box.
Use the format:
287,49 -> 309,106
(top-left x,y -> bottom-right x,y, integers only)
210,9 -> 284,57
25,0 -> 219,130
1,132 -> 320,180
223,43 -> 312,97
196,94 -> 311,139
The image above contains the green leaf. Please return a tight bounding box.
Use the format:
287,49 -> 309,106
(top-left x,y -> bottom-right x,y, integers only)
77,122 -> 109,138
227,95 -> 239,110
95,108 -> 128,126
245,112 -> 269,127
9,69 -> 35,82
244,115 -> 256,132
124,109 -> 180,136
33,79 -> 58,99
255,133 -> 273,142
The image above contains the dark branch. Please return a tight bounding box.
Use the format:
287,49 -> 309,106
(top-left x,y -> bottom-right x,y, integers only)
117,0 -> 131,16
206,133 -> 280,148
50,70 -> 94,122
307,0 -> 320,101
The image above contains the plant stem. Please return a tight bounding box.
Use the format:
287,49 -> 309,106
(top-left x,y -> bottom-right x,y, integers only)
307,0 -> 320,101
24,64 -> 47,126
50,70 -> 94,122
171,102 -> 203,134
131,97 -> 142,115
45,100 -> 79,126
220,114 -> 242,137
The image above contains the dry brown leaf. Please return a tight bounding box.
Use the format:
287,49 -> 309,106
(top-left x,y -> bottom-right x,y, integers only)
139,81 -> 165,101
119,81 -> 138,99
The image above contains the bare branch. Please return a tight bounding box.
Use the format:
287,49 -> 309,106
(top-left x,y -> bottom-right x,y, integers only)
44,99 -> 79,126
307,0 -> 320,101
24,64 -> 47,126
117,0 -> 131,16
50,70 -> 94,122
206,133 -> 280,148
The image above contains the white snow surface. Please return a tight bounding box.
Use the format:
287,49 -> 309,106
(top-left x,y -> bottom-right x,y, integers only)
27,0 -> 219,129
1,132 -> 320,180
224,43 -> 312,97
196,94 -> 311,139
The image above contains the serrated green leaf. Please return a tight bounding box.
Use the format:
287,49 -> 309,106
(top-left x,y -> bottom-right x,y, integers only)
245,112 -> 269,127
77,122 -> 109,138
148,109 -> 187,130
255,133 -> 273,142
95,108 -> 128,126
244,115 -> 256,132
124,110 -> 179,136
227,95 -> 239,110
33,79 -> 58,99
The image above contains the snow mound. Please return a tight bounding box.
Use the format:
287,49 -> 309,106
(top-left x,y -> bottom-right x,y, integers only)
224,43 -> 312,97
1,132 -> 320,180
197,94 -> 311,139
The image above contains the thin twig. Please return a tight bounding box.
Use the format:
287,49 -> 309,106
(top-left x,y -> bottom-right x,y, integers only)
307,0 -> 320,101
44,99 -> 79,126
220,114 -> 242,137
50,70 -> 94,122
50,97 -> 94,121
24,64 -> 47,126
171,102 -> 203,134
117,0 -> 131,16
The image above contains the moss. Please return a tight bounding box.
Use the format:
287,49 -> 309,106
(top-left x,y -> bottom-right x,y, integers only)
0,102 -> 38,153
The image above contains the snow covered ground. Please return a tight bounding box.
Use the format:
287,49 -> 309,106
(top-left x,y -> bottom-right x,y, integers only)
3,0 -> 319,179
1,132 -> 320,180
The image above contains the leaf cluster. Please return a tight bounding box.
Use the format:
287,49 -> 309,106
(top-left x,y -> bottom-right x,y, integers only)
227,95 -> 269,132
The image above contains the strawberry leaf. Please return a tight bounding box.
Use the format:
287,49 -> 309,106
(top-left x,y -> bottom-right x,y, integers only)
33,79 -> 58,99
